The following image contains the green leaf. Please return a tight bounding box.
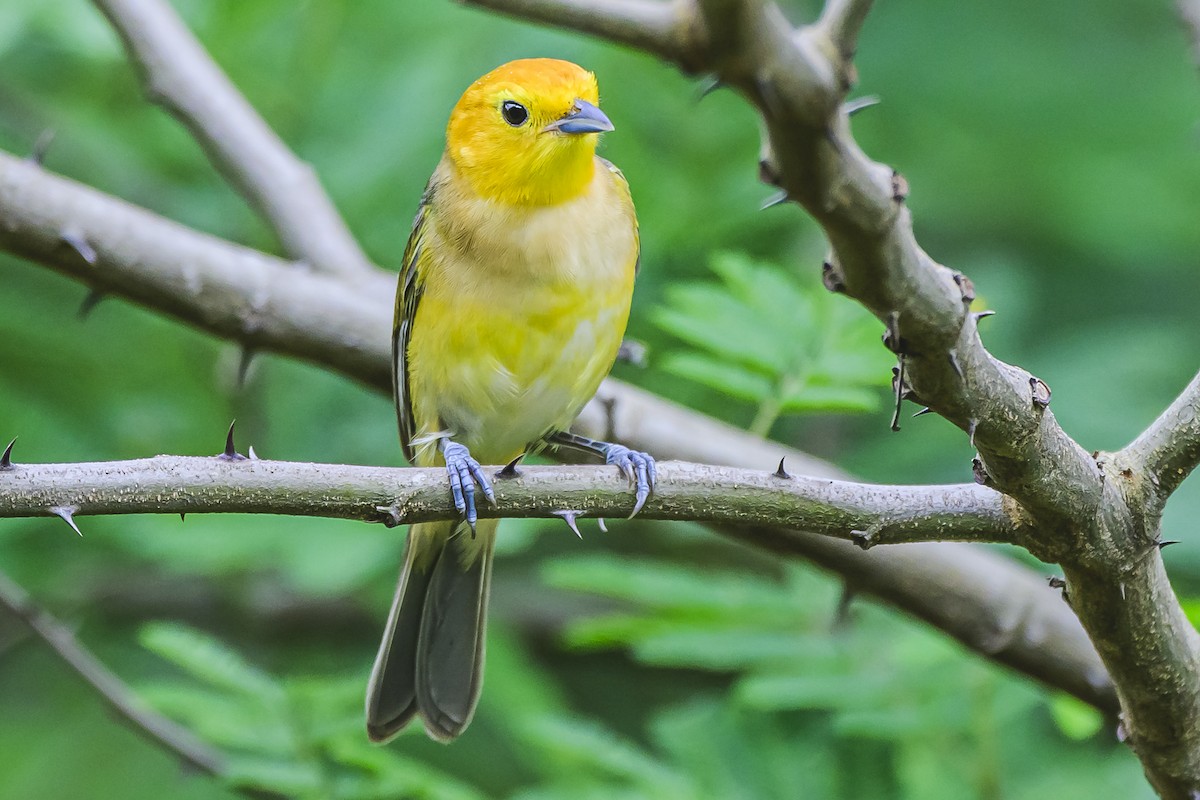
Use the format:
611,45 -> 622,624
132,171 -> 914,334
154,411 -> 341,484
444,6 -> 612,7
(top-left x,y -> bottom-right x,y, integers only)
660,352 -> 773,401
139,622 -> 283,700
1049,693 -> 1104,741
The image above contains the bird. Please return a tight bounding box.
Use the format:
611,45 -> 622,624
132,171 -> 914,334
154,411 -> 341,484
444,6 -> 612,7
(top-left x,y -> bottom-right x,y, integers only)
366,58 -> 656,743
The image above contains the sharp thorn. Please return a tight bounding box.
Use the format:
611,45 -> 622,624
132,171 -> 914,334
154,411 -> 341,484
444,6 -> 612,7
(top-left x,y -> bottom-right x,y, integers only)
1048,576 -> 1066,589
1119,582 -> 1126,601
696,75 -> 722,99
912,406 -> 933,417
972,309 -> 996,322
772,457 -> 792,479
60,227 -> 97,265
29,128 -> 56,166
236,346 -> 256,389
247,445 -> 258,460
832,583 -> 857,631
1158,539 -> 1181,549
51,505 -> 82,536
0,438 -> 15,470
967,418 -> 978,447
890,355 -> 906,432
218,420 -> 247,461
553,509 -> 584,539
179,512 -> 186,522
616,339 -> 648,367
760,190 -> 789,210
597,517 -> 608,533
849,529 -> 874,550
77,288 -> 105,319
375,505 -> 402,527
844,95 -> 880,116
496,455 -> 523,479
947,349 -> 963,379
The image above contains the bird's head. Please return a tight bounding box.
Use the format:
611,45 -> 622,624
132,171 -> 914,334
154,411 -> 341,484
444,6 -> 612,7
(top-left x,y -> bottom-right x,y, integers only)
445,58 -> 612,206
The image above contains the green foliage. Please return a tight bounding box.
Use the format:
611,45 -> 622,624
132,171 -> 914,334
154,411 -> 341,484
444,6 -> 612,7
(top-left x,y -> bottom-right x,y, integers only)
654,252 -> 891,436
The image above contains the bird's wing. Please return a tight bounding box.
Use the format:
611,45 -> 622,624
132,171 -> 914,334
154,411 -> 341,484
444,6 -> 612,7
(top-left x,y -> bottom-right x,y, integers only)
393,182 -> 434,464
599,156 -> 640,276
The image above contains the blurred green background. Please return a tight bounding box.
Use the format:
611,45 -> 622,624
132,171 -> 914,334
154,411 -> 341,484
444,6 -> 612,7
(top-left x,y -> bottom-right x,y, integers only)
1,0 -> 1197,797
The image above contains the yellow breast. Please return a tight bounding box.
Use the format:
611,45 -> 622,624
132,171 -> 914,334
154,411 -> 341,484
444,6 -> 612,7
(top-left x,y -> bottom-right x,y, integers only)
405,157 -> 638,465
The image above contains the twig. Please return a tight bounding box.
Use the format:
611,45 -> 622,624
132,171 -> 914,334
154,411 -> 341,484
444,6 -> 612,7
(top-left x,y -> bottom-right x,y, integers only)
816,0 -> 875,59
0,571 -> 284,800
0,457 -> 1021,547
1119,368 -> 1200,505
460,0 -> 691,64
91,0 -> 373,278
0,147 -> 1115,712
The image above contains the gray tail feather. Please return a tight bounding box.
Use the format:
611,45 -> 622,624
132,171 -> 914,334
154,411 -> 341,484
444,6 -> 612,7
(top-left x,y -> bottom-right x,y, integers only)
365,520 -> 493,743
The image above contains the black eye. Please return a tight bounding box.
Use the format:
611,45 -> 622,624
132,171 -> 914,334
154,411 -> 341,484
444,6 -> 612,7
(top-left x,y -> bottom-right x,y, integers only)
501,100 -> 528,127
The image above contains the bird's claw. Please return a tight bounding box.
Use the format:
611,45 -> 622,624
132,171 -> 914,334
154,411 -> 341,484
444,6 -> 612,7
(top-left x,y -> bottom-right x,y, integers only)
442,441 -> 495,529
604,444 -> 656,518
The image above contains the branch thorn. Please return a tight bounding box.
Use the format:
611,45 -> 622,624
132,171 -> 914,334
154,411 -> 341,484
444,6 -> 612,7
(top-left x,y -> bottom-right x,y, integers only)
218,420 -> 248,462
890,356 -> 906,432
844,95 -> 880,116
496,455 -> 523,479
553,509 -> 585,539
179,513 -> 186,522
972,309 -> 996,324
51,505 -> 82,536
28,128 -> 55,166
967,418 -> 978,447
1158,539 -> 1180,550
247,445 -> 259,460
78,288 -> 106,320
597,517 -> 608,533
912,406 -> 933,417
0,438 -> 15,470
60,227 -> 97,265
616,339 -> 648,367
236,346 -> 256,389
1030,377 -> 1051,409
375,505 -> 402,528
944,350 -> 962,380
760,190 -> 790,210
849,528 -> 875,550
696,75 -> 722,99
772,457 -> 792,479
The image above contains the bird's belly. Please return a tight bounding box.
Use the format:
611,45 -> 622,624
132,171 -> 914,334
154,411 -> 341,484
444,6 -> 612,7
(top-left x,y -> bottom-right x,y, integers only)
407,281 -> 630,465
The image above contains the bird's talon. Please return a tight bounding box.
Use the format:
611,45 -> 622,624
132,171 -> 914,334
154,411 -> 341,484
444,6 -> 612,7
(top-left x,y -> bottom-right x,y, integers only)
442,440 -> 493,524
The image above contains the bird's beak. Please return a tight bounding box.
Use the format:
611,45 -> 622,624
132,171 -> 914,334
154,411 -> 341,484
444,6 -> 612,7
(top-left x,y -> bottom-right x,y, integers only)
542,98 -> 614,135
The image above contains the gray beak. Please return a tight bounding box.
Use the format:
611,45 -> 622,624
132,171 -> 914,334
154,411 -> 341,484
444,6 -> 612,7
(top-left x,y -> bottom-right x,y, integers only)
543,98 -> 614,135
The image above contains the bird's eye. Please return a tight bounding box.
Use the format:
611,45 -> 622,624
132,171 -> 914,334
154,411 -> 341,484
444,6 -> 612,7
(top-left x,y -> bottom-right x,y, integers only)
501,100 -> 528,127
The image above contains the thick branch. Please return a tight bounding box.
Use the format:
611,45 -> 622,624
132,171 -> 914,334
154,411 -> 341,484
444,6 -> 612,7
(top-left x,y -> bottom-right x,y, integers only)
1120,368 -> 1200,505
0,457 -> 1017,547
0,147 -> 1116,712
459,0 -> 691,64
0,572 -> 285,800
91,0 -> 373,278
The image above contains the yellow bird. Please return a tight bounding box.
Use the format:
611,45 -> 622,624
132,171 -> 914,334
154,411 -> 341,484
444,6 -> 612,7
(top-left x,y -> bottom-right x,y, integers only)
366,58 -> 655,743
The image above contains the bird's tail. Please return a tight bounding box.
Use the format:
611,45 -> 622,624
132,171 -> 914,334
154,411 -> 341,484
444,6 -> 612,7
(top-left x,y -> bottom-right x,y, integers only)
365,518 -> 496,743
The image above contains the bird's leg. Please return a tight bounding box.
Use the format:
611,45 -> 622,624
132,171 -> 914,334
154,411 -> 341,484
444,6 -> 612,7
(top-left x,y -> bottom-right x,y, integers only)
440,439 -> 496,533
546,431 -> 656,517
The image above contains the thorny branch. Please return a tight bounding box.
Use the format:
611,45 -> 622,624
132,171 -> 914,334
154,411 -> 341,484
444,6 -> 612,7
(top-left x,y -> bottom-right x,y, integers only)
453,0 -> 1200,795
0,147 -> 1116,713
0,455 -> 1022,548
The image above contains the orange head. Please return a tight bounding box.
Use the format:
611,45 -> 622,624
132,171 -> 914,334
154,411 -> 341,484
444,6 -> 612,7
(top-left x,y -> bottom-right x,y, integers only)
445,58 -> 613,206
